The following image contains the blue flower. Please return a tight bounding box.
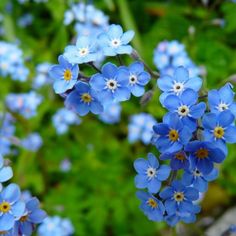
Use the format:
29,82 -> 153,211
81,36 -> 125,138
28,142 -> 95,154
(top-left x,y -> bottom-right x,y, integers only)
90,62 -> 131,104
98,24 -> 134,56
128,113 -> 157,145
49,55 -> 79,94
0,183 -> 25,231
160,180 -> 200,215
38,216 -> 74,236
134,153 -> 171,193
21,133 -> 43,152
153,114 -> 192,153
136,191 -> 165,222
0,155 -> 13,183
182,167 -> 219,192
63,35 -> 98,64
160,151 -> 189,170
202,110 -> 236,154
98,102 -> 121,124
122,61 -> 151,97
208,83 -> 236,116
15,197 -> 47,235
185,141 -> 225,175
65,81 -> 103,116
164,89 -> 205,131
157,66 -> 202,105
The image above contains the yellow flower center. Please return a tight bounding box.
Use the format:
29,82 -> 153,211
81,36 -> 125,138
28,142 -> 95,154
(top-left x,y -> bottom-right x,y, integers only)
195,148 -> 209,159
0,231 -> 7,235
174,192 -> 184,202
0,202 -> 11,213
168,129 -> 179,142
81,93 -> 92,103
20,215 -> 29,222
63,69 -> 72,81
175,152 -> 185,161
213,126 -> 224,139
147,198 -> 158,208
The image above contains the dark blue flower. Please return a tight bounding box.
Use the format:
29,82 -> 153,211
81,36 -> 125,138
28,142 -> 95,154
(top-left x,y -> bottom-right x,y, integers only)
164,89 -> 206,131
182,167 -> 218,192
160,151 -> 189,170
134,153 -> 171,193
202,110 -> 236,154
185,141 -> 225,175
49,55 -> 79,94
15,197 -> 47,235
157,66 -> 202,105
208,83 -> 236,117
160,180 -> 200,215
153,114 -> 192,153
65,81 -> 103,116
136,191 -> 165,222
90,62 -> 131,104
98,24 -> 134,56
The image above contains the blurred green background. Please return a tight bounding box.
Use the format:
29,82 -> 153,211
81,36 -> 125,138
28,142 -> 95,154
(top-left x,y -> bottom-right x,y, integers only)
1,0 -> 236,235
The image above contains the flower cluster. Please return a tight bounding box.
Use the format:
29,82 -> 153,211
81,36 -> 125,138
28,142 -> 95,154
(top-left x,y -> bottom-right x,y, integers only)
64,2 -> 109,38
128,113 -> 157,145
50,24 -> 151,118
134,66 -> 236,226
52,108 -> 81,134
38,216 -> 74,236
6,91 -> 43,119
0,41 -> 29,82
153,40 -> 201,78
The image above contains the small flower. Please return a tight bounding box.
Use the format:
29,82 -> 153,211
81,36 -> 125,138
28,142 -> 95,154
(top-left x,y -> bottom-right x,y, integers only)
157,66 -> 202,105
160,180 -> 200,216
98,24 -> 134,56
182,167 -> 218,192
0,155 -> 13,183
21,133 -> 43,152
49,55 -> 79,94
136,191 -> 165,222
134,153 -> 171,193
122,61 -> 151,97
163,89 -> 206,131
208,83 -> 236,116
90,62 -> 131,104
65,81 -> 103,116
202,110 -> 236,154
63,35 -> 98,64
160,151 -> 189,170
15,197 -> 47,235
98,102 -> 121,124
185,141 -> 225,174
0,183 -> 25,231
153,114 -> 192,153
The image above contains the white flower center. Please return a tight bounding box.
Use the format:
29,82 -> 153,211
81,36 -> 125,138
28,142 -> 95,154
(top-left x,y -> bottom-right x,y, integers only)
217,102 -> 229,112
193,169 -> 201,177
178,105 -> 189,117
146,167 -> 157,179
106,79 -> 118,92
129,74 -> 138,85
172,81 -> 184,95
110,39 -> 121,48
79,47 -> 89,57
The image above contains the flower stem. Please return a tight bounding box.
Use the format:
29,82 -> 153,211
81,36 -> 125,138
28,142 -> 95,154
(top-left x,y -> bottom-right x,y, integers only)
87,62 -> 101,73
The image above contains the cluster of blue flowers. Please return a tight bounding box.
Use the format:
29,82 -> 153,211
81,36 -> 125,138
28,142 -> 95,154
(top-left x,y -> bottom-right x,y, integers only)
38,216 -> 74,236
49,24 -> 152,118
52,108 -> 81,135
64,2 -> 109,37
153,40 -> 201,78
0,41 -> 29,82
134,66 -> 236,226
6,91 -> 43,119
128,113 -> 157,145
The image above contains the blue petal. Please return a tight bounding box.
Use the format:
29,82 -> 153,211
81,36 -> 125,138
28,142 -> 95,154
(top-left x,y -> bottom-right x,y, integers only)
148,179 -> 161,193
101,63 -> 118,78
197,158 -> 213,175
164,95 -> 180,111
135,174 -> 148,188
0,167 -> 13,183
90,100 -> 103,115
121,30 -> 135,44
2,183 -> 20,203
29,209 -> 47,224
134,158 -> 148,173
116,45 -> 133,54
174,66 -> 189,82
219,83 -> 234,104
190,102 -> 206,119
180,89 -> 198,106
11,201 -> 25,218
137,72 -> 151,85
147,153 -> 159,168
224,126 -> 236,143
219,110 -> 234,127
90,74 -> 106,91
160,187 -> 173,199
129,61 -> 144,74
0,213 -> 14,230
202,113 -> 217,130
209,148 -> 225,163
130,85 -> 145,97
108,24 -> 123,38
184,187 -> 199,201
114,87 -> 131,102
157,165 -> 171,181
157,75 -> 173,92
185,76 -> 202,92
204,168 -> 219,181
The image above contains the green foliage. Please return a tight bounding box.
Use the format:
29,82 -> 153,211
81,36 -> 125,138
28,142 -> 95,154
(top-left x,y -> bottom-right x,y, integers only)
1,0 -> 236,235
